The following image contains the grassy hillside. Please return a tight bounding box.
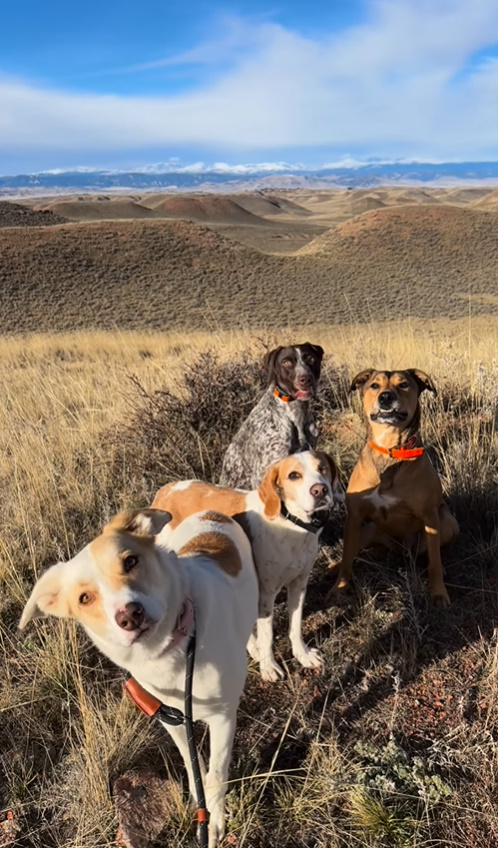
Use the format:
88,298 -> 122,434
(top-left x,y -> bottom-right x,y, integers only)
0,200 -> 67,227
1,205 -> 498,333
1,322 -> 498,847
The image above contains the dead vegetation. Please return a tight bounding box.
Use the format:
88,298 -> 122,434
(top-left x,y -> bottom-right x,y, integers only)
0,201 -> 67,228
2,201 -> 498,334
0,323 -> 498,847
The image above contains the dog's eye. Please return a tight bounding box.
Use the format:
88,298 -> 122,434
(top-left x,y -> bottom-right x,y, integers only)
288,471 -> 301,480
398,382 -> 409,389
79,592 -> 94,606
318,465 -> 329,476
282,358 -> 293,367
307,356 -> 315,364
370,382 -> 380,389
123,554 -> 139,573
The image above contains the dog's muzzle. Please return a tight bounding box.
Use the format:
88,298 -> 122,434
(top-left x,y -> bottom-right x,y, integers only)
370,408 -> 408,423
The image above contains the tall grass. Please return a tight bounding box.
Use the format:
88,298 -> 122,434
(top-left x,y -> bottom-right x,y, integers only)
1,319 -> 497,847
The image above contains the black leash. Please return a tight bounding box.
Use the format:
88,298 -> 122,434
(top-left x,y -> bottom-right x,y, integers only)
184,632 -> 209,847
124,631 -> 209,847
280,501 -> 329,534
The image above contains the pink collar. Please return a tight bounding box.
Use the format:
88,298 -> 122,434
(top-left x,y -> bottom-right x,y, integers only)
163,596 -> 194,655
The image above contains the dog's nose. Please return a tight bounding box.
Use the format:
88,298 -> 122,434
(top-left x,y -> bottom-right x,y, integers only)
115,602 -> 145,631
378,391 -> 395,409
297,373 -> 310,386
310,483 -> 327,500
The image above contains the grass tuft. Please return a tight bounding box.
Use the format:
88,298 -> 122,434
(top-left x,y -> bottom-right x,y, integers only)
0,323 -> 497,846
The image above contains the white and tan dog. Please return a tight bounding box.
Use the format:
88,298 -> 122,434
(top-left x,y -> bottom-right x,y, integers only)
153,450 -> 344,682
20,508 -> 258,848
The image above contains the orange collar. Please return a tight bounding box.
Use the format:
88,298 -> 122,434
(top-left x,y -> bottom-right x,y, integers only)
369,436 -> 424,460
273,386 -> 293,403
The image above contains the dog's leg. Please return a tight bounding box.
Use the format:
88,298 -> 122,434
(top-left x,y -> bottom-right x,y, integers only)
204,709 -> 237,848
246,628 -> 260,661
256,591 -> 284,681
287,575 -> 322,670
159,721 -> 207,806
333,514 -> 375,590
423,508 -> 450,607
438,502 -> 459,548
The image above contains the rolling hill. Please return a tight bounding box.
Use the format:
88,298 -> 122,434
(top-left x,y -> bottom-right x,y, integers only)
1,203 -> 498,334
0,200 -> 67,227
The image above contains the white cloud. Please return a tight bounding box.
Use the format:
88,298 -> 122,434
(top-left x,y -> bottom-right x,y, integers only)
1,0 -> 498,159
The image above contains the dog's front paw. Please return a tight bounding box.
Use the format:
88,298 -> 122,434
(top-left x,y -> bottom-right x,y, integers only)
295,646 -> 323,670
332,567 -> 351,591
260,658 -> 285,682
205,808 -> 224,848
246,633 -> 260,661
431,586 -> 451,608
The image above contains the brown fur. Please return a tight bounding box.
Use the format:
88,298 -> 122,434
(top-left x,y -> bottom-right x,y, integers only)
152,483 -> 246,530
199,511 -> 233,524
154,452 -> 339,530
257,465 -> 281,519
68,584 -> 108,637
334,369 -> 458,606
178,531 -> 242,577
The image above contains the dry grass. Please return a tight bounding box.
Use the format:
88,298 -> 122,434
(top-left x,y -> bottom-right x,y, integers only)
3,201 -> 498,333
1,320 -> 498,847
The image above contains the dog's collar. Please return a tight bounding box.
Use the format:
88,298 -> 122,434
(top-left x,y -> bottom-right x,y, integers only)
273,385 -> 294,403
280,501 -> 328,534
161,596 -> 194,655
369,436 -> 424,460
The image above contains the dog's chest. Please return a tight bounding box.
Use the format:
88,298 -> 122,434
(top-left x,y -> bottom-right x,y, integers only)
252,522 -> 318,587
364,489 -> 400,518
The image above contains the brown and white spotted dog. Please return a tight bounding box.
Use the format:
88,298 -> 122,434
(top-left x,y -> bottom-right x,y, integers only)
333,369 -> 459,606
20,509 -> 258,848
154,450 -> 344,682
219,343 -> 324,490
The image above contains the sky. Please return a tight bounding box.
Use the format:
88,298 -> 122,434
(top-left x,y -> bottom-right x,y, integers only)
1,0 -> 498,174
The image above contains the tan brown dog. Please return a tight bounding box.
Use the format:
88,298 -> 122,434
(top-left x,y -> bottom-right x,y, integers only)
333,369 -> 459,606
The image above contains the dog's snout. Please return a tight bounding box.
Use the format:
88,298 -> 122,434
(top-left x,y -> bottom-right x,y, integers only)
378,391 -> 395,409
310,483 -> 327,500
297,373 -> 311,387
115,602 -> 145,631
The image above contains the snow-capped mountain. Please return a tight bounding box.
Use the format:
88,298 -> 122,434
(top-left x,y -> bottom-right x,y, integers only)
3,160 -> 498,195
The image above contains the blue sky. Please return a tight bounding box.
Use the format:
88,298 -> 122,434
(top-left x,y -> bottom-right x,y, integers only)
1,0 -> 498,173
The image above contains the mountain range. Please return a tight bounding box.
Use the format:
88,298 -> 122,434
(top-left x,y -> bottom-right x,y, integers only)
3,161 -> 498,195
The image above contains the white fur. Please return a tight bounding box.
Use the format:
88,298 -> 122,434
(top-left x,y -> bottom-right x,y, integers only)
365,491 -> 400,511
20,511 -> 258,848
161,451 -> 343,683
171,479 -> 195,492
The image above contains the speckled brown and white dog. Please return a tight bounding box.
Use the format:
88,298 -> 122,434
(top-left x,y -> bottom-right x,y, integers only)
154,450 -> 344,682
219,343 -> 324,490
20,508 -> 258,848
333,369 -> 459,606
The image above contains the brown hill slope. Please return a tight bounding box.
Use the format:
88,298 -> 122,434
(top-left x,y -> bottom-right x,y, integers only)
38,198 -> 161,220
1,209 -> 498,334
300,203 -> 498,256
151,195 -> 269,225
0,200 -> 67,227
471,188 -> 498,209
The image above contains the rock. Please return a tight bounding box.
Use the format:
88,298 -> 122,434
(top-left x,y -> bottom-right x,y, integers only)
0,811 -> 21,847
113,771 -> 173,848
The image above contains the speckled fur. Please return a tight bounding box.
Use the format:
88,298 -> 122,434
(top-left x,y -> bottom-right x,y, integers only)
220,343 -> 323,490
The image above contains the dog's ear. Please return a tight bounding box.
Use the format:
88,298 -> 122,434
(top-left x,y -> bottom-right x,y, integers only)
19,563 -> 69,629
258,464 -> 281,520
315,451 -> 345,504
407,369 -> 437,396
305,343 -> 324,361
104,508 -> 172,537
262,347 -> 283,385
350,369 -> 376,392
